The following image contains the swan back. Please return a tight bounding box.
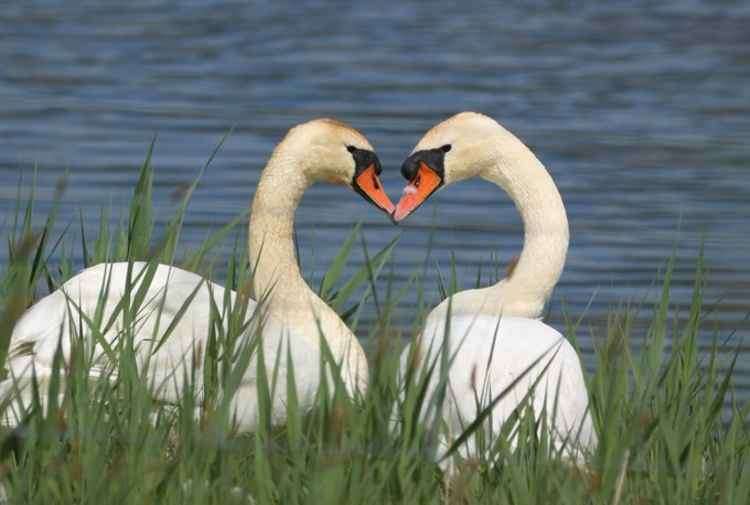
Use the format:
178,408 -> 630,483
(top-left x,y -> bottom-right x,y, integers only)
8,262 -> 255,379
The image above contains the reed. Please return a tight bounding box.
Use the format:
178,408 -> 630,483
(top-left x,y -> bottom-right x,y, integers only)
0,145 -> 746,504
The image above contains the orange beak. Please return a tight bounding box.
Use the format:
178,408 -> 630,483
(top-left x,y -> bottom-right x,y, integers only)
392,162 -> 443,222
354,164 -> 395,214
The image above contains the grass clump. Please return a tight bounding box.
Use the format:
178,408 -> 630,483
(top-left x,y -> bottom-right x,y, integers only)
0,143 -> 747,504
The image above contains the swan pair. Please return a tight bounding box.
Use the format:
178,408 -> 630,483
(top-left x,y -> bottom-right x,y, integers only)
3,112 -> 596,463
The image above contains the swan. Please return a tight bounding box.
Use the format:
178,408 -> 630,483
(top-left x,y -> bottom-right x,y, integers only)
393,112 -> 596,465
2,118 -> 395,430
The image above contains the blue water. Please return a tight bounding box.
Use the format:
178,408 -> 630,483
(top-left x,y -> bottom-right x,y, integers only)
1,2 -> 749,395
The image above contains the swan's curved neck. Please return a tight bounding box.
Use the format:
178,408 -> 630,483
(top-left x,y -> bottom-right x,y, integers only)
247,143 -> 368,394
248,147 -> 318,315
460,134 -> 568,317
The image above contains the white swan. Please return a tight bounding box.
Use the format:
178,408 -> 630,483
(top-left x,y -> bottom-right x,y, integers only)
3,118 -> 395,429
393,112 -> 596,465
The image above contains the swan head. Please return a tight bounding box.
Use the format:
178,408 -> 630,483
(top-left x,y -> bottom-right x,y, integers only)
283,118 -> 395,214
393,112 -> 504,222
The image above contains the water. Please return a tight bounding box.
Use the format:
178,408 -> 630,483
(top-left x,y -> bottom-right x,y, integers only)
1,2 -> 749,396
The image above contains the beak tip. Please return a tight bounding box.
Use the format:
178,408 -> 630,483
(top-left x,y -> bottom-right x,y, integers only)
391,207 -> 408,224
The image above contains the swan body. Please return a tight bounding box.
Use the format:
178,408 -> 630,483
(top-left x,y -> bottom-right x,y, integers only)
5,262 -> 253,410
3,118 -> 395,429
394,112 -> 596,463
8,262 -> 245,375
402,315 -> 596,462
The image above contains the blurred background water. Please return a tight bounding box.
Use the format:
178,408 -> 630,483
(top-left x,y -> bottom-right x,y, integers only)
0,2 -> 748,397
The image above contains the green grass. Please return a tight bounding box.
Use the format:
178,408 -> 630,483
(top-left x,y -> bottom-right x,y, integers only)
0,145 -> 748,504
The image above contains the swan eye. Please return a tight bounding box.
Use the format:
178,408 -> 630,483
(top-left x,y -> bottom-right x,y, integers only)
440,144 -> 452,153
346,145 -> 357,153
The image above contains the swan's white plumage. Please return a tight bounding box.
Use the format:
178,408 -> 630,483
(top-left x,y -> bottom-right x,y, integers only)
396,112 -> 597,466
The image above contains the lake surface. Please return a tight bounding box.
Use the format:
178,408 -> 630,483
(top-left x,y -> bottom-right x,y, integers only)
1,2 -> 749,398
